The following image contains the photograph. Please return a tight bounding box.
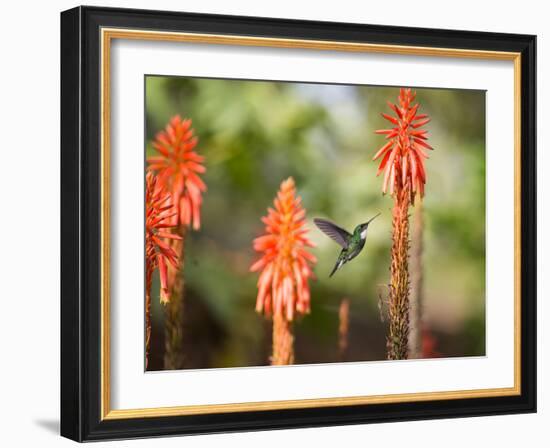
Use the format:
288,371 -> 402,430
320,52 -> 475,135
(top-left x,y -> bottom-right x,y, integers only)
143,76 -> 486,371
58,6 -> 537,441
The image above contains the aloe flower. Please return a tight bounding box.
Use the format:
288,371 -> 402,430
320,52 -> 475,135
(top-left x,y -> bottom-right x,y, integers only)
145,172 -> 181,367
145,172 -> 181,302
373,88 -> 432,200
373,88 -> 433,360
251,177 -> 316,365
147,115 -> 207,370
148,115 -> 206,230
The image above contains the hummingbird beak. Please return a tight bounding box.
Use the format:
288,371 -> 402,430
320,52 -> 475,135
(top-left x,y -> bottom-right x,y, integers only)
365,212 -> 381,226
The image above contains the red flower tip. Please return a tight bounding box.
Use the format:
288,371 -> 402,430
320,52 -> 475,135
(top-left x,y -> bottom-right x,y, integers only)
421,326 -> 441,358
148,115 -> 206,230
373,88 -> 433,199
251,177 -> 316,321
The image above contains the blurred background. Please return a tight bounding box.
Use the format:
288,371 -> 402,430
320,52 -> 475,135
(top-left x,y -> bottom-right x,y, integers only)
145,76 -> 486,370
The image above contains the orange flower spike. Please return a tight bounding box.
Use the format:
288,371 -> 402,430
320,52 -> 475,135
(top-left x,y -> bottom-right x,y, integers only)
145,172 -> 182,304
373,88 -> 433,199
250,178 -> 316,321
148,115 -> 206,230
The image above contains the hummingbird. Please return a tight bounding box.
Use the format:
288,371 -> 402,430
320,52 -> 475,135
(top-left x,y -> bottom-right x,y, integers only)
314,213 -> 381,277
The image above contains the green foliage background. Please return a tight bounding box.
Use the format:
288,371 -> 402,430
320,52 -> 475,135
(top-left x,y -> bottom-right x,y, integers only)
146,76 -> 486,370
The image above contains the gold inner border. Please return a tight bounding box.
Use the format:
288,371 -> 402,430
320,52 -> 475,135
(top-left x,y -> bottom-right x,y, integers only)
100,28 -> 522,421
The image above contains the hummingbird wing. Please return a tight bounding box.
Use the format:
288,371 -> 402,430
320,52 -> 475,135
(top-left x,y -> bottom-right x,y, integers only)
313,218 -> 351,249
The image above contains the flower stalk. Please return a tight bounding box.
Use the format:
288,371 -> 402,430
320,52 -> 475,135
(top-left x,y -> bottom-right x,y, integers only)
409,196 -> 424,358
373,88 -> 433,360
272,315 -> 295,365
387,183 -> 411,359
338,298 -> 350,361
163,226 -> 187,370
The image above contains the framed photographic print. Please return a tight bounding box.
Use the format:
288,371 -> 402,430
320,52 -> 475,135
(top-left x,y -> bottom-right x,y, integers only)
60,6 -> 536,442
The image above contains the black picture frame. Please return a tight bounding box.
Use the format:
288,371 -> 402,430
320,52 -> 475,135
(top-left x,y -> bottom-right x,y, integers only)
61,5 -> 536,442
